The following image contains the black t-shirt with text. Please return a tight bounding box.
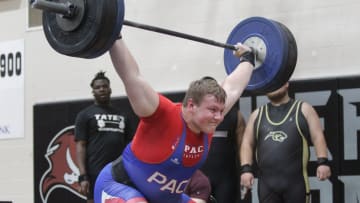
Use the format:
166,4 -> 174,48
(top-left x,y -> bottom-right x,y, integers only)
75,104 -> 129,177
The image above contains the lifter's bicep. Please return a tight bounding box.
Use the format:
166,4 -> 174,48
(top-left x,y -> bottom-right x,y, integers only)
124,76 -> 159,117
110,40 -> 159,117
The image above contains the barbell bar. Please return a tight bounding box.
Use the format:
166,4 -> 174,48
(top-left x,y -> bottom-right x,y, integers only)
30,0 -> 297,93
122,20 -> 237,51
31,0 -> 237,50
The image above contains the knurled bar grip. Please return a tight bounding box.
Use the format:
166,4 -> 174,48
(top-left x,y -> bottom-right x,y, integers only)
123,20 -> 237,51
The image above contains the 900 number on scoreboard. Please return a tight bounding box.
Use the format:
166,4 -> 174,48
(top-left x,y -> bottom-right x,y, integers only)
0,52 -> 22,78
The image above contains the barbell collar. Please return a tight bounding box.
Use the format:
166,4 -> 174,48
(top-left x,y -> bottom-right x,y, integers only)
123,20 -> 237,51
31,0 -> 76,18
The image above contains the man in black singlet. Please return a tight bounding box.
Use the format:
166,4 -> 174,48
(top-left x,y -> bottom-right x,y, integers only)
240,82 -> 331,203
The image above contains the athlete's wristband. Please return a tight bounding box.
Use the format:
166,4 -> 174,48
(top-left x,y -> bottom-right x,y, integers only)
240,164 -> 253,175
78,174 -> 90,183
317,157 -> 330,167
239,50 -> 255,67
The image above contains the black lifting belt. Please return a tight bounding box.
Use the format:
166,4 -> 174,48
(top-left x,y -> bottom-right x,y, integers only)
111,156 -> 136,188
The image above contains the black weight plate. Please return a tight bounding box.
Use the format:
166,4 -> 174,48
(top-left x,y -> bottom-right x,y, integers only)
78,0 -> 124,58
252,20 -> 297,93
43,0 -> 103,57
257,21 -> 298,93
266,21 -> 297,92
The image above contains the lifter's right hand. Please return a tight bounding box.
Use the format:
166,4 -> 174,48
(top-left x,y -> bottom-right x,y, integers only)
233,43 -> 252,58
240,172 -> 254,189
78,180 -> 90,196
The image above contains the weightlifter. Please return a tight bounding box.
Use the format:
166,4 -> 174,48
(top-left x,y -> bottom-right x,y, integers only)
240,82 -> 331,203
93,38 -> 255,203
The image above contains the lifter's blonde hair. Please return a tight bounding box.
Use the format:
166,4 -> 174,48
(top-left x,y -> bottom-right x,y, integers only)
182,76 -> 227,107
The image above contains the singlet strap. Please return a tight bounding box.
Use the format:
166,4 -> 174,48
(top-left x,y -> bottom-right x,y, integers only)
255,106 -> 264,141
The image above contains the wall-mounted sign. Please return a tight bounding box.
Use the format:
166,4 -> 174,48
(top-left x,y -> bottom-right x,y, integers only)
0,39 -> 24,139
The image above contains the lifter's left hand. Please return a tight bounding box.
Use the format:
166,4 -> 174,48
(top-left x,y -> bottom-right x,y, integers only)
317,165 -> 331,180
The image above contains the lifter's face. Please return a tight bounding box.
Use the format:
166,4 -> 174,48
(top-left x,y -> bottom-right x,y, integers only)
188,94 -> 225,134
92,79 -> 111,105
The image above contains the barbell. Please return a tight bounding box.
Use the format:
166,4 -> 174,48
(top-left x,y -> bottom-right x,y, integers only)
30,0 -> 297,93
